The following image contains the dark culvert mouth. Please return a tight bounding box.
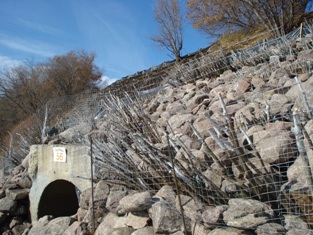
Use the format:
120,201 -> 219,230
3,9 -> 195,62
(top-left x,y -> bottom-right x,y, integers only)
37,180 -> 79,219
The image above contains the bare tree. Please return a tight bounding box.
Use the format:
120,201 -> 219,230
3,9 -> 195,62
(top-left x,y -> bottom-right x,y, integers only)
0,50 -> 102,143
151,0 -> 183,61
46,50 -> 102,96
0,63 -> 48,116
187,0 -> 313,37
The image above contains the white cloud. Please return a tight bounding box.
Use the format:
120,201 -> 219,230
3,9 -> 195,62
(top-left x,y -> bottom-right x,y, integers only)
0,34 -> 61,57
95,76 -> 118,89
0,56 -> 23,71
16,19 -> 63,36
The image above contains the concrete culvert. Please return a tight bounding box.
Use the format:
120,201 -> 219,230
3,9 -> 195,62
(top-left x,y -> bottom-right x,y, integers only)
37,179 -> 79,219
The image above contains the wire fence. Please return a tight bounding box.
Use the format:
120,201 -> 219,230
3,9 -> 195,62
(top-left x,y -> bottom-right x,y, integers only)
2,22 -> 313,233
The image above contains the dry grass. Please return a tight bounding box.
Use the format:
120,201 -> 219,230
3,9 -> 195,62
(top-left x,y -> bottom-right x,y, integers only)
209,25 -> 271,53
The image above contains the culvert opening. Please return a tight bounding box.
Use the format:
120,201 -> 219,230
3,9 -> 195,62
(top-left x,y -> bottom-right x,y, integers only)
38,180 -> 79,219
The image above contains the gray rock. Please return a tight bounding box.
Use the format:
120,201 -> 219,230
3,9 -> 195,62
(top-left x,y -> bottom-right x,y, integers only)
130,226 -> 156,235
92,180 -> 110,208
202,169 -> 223,188
256,223 -> 285,235
29,216 -> 74,235
2,231 -> 14,235
12,223 -> 31,235
190,221 -> 212,235
31,215 -> 53,228
254,130 -> 296,164
284,215 -> 309,231
9,217 -> 22,228
109,227 -> 135,235
77,208 -> 88,221
150,200 -> 183,234
286,229 -> 313,235
176,195 -> 202,222
27,145 -> 39,180
11,166 -> 24,176
286,153 -> 313,182
270,55 -> 280,64
208,227 -> 255,234
298,73 -> 311,82
202,205 -> 228,228
185,93 -> 209,111
59,123 -> 92,143
6,189 -> 29,200
125,212 -> 150,229
62,221 -> 91,235
167,113 -> 193,135
79,188 -> 92,210
0,197 -> 17,213
117,191 -> 151,215
221,179 -> 240,194
15,171 -> 32,189
285,74 -> 313,101
154,185 -> 176,205
223,199 -> 274,229
193,113 -> 213,138
106,190 -> 128,214
94,212 -> 128,235
233,79 -> 250,98
269,94 -> 290,115
297,49 -> 313,63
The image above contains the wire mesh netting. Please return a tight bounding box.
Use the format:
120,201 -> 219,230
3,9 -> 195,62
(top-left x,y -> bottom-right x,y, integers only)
2,23 -> 313,233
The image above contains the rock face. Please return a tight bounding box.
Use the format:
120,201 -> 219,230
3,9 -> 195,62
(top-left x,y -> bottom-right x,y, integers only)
1,26 -> 313,235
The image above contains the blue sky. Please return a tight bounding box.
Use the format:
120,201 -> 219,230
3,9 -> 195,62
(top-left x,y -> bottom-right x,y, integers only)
0,0 -> 211,84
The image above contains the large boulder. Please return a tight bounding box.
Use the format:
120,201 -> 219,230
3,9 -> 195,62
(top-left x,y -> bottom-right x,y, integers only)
254,129 -> 296,164
150,200 -> 184,234
59,123 -> 92,143
92,180 -> 110,208
106,190 -> 128,214
28,216 -> 74,235
202,205 -> 228,228
125,212 -> 150,229
94,212 -> 128,235
176,195 -> 203,222
79,188 -> 92,210
117,191 -> 151,215
223,199 -> 274,229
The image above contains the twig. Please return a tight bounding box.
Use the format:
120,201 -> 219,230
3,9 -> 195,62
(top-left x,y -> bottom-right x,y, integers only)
293,109 -> 313,199
294,76 -> 312,119
167,135 -> 188,235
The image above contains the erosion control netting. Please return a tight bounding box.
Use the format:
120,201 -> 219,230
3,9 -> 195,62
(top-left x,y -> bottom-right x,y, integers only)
88,79 -> 312,231
84,24 -> 313,233
2,23 -> 313,233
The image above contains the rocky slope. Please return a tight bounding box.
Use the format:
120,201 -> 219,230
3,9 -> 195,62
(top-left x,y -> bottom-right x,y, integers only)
0,29 -> 313,234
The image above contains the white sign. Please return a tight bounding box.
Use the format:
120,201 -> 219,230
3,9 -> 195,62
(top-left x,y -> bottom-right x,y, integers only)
53,147 -> 67,162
